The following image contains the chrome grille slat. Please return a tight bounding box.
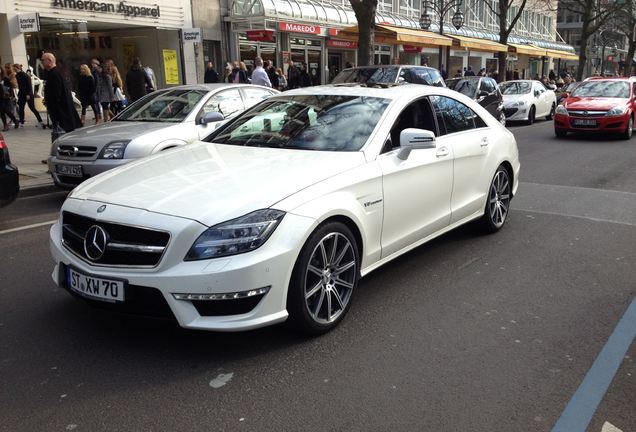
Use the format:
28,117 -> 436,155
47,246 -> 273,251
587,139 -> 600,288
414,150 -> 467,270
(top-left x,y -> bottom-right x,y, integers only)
57,145 -> 98,158
107,242 -> 166,253
567,110 -> 608,117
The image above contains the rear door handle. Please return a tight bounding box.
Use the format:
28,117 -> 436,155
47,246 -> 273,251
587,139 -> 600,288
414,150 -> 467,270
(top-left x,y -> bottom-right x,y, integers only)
480,137 -> 489,147
436,147 -> 450,158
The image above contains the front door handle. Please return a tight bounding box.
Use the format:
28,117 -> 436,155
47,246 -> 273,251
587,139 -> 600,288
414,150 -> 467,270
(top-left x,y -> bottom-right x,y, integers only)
480,137 -> 489,147
436,147 -> 450,158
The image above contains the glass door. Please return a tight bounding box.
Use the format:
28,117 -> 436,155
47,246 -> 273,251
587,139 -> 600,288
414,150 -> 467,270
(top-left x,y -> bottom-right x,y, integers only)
307,49 -> 321,86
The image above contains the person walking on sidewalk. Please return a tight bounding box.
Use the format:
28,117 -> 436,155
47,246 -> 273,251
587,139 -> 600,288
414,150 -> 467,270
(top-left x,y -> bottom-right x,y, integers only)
250,57 -> 271,87
125,57 -> 150,103
14,64 -> 44,128
41,52 -> 81,136
78,64 -> 99,126
204,62 -> 219,83
95,63 -> 114,122
0,67 -> 19,131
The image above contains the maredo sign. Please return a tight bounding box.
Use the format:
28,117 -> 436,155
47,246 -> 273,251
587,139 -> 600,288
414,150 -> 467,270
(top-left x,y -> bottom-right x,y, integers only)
278,22 -> 321,35
327,40 -> 358,49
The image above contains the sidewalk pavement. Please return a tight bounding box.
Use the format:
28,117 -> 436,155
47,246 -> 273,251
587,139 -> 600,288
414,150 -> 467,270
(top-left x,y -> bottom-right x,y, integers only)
4,109 -> 57,193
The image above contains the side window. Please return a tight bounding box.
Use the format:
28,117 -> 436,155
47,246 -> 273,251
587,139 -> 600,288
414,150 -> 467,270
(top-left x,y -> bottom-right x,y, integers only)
430,95 -> 476,135
411,68 -> 444,86
632,82 -> 636,98
386,97 -> 438,151
243,88 -> 274,109
202,89 -> 244,119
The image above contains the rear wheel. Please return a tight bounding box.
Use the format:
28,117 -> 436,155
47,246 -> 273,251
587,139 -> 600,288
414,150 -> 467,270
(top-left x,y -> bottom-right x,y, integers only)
621,115 -> 633,140
498,111 -> 506,126
555,128 -> 567,138
287,222 -> 360,335
480,166 -> 511,234
546,103 -> 556,120
527,106 -> 535,125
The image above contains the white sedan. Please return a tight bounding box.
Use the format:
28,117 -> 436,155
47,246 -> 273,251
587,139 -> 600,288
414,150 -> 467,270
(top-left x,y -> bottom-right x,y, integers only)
49,84 -> 520,334
500,80 -> 557,124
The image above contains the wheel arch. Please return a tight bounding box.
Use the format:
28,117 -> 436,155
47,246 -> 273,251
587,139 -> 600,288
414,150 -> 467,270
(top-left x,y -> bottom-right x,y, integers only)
314,214 -> 364,263
499,160 -> 515,198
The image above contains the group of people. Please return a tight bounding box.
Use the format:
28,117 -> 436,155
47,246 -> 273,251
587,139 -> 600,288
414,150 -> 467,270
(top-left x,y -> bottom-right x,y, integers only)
1,62 -> 44,131
203,58 -> 313,90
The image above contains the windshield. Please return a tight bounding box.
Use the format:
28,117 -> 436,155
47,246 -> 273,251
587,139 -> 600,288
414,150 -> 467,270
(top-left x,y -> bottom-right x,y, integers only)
446,79 -> 478,97
571,81 -> 630,98
332,68 -> 399,84
208,95 -> 390,151
500,81 -> 532,95
114,89 -> 208,122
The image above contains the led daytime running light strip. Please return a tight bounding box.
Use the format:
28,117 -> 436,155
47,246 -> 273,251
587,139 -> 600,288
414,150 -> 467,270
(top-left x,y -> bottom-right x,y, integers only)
173,286 -> 270,301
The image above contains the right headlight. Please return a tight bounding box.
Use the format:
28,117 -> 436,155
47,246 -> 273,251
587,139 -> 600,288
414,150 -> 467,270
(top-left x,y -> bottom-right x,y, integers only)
555,105 -> 568,115
185,209 -> 286,261
100,140 -> 130,159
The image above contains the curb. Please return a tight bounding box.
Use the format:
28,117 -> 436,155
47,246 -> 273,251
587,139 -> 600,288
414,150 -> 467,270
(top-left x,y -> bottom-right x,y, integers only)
18,183 -> 66,198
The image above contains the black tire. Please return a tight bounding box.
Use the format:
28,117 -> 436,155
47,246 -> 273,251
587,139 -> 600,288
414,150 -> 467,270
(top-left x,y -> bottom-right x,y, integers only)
621,115 -> 633,140
546,103 -> 555,120
526,106 -> 535,125
555,128 -> 567,138
287,221 -> 360,335
498,111 -> 507,126
480,166 -> 512,234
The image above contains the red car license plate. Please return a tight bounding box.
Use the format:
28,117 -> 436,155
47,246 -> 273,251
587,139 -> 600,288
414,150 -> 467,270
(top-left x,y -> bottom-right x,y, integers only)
573,119 -> 597,126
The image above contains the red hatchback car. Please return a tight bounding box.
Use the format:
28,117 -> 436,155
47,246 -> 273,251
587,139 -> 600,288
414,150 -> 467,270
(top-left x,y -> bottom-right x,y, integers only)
554,77 -> 636,139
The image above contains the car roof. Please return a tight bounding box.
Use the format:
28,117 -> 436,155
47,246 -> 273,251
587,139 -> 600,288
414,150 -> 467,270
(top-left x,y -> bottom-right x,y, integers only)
341,65 -> 439,70
272,83 -> 465,101
582,76 -> 635,82
446,76 -> 483,80
154,83 -> 278,92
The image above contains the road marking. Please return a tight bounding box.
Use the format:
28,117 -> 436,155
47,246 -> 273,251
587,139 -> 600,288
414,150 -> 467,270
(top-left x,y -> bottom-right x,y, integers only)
551,298 -> 636,432
0,220 -> 57,236
602,421 -> 623,432
17,191 -> 68,201
514,208 -> 636,227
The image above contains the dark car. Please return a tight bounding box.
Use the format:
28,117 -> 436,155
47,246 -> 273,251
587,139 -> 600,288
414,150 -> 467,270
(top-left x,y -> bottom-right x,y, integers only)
555,81 -> 579,104
446,76 -> 505,125
0,133 -> 19,207
332,65 -> 446,87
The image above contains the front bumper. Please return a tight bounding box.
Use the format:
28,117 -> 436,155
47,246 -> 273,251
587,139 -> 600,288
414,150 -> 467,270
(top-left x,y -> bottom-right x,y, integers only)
503,105 -> 529,121
554,113 -> 630,133
49,200 -> 316,331
48,156 -> 130,188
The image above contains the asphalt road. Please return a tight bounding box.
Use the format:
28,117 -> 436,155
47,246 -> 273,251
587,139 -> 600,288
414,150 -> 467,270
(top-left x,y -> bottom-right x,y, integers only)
0,120 -> 634,432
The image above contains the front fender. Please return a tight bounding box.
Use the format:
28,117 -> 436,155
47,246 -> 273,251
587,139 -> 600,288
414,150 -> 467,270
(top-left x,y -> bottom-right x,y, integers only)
151,140 -> 188,154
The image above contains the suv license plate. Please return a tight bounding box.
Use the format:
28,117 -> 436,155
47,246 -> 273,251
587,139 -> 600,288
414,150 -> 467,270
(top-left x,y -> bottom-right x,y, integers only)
67,267 -> 125,302
55,164 -> 83,177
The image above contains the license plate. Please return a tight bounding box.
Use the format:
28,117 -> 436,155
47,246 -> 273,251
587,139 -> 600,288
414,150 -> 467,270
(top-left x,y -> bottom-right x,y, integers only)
55,164 -> 83,177
573,119 -> 597,126
66,267 -> 125,302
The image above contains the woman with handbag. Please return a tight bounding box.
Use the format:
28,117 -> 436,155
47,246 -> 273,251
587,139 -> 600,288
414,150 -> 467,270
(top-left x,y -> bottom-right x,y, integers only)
110,65 -> 125,115
95,64 -> 114,122
0,66 -> 19,131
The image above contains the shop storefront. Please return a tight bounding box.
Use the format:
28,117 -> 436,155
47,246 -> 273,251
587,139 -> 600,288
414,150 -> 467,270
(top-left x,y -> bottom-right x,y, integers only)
1,0 -> 196,91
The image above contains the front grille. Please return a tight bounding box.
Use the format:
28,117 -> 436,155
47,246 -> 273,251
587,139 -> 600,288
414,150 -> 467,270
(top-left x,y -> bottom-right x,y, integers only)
59,264 -> 174,318
57,145 -> 98,158
62,211 -> 170,267
504,108 -> 518,117
567,110 -> 607,117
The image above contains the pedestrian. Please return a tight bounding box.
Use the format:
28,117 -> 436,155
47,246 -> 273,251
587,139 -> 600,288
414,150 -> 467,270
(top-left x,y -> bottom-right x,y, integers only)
95,63 -> 114,122
287,63 -> 300,89
231,61 -> 248,84
455,69 -> 462,78
266,61 -> 279,90
440,65 -> 448,80
204,62 -> 219,83
77,64 -> 99,125
126,57 -> 150,103
1,65 -> 19,131
299,63 -> 311,87
14,63 -> 44,128
223,63 -> 233,83
110,65 -> 125,115
276,67 -> 287,90
464,66 -> 475,76
143,64 -> 156,92
250,57 -> 271,87
41,52 -> 81,138
548,69 -> 556,81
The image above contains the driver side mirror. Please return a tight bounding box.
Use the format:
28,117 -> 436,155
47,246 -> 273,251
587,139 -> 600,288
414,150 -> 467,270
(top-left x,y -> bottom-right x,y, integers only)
397,128 -> 436,160
534,90 -> 540,97
199,111 -> 224,125
478,90 -> 489,99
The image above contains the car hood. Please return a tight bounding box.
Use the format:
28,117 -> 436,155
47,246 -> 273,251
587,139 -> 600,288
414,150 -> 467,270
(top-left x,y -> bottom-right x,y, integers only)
69,142 -> 367,226
564,97 -> 629,111
501,93 -> 531,104
56,121 -> 173,145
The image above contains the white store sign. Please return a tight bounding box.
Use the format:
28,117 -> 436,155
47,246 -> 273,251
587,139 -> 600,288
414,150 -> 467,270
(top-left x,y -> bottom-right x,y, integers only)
182,28 -> 202,43
18,13 -> 40,32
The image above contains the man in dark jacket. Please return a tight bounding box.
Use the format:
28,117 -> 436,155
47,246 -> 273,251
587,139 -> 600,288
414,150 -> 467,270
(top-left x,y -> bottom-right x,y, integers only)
126,57 -> 150,102
204,62 -> 219,83
14,64 -> 44,127
41,52 -> 81,137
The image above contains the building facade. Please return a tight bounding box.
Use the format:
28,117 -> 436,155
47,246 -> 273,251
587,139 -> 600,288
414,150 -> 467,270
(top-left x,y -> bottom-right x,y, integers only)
1,0 -> 197,90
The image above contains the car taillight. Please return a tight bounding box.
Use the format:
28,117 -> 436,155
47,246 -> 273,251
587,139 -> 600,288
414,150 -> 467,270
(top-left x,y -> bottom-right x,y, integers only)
0,134 -> 6,149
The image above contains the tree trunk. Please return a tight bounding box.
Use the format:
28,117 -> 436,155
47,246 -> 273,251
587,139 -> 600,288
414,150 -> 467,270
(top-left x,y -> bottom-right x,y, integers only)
626,33 -> 635,77
351,1 -> 377,66
577,18 -> 591,81
498,33 -> 509,83
497,2 -> 509,83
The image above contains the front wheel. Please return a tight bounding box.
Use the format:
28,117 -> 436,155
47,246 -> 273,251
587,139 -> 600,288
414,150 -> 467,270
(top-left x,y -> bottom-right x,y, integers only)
498,111 -> 507,126
287,222 -> 360,335
621,115 -> 633,140
480,166 -> 512,234
526,106 -> 535,125
546,103 -> 556,120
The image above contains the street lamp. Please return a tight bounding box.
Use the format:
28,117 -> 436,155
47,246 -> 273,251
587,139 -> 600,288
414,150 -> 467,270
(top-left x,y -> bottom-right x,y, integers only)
419,0 -> 464,70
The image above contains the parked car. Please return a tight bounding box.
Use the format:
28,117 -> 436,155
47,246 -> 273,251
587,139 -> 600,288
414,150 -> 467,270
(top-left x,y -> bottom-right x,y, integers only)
49,84 -> 519,334
554,77 -> 636,139
500,80 -> 557,124
332,65 -> 446,87
0,133 -> 19,207
555,81 -> 579,104
47,84 -> 279,188
446,76 -> 506,125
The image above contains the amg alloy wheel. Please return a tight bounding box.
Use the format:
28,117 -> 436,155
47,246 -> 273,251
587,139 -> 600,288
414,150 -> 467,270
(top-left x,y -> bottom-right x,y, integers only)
481,166 -> 511,233
288,222 -> 359,334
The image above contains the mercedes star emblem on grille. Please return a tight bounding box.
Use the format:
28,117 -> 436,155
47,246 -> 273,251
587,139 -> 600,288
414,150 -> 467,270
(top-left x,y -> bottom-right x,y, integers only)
84,225 -> 109,261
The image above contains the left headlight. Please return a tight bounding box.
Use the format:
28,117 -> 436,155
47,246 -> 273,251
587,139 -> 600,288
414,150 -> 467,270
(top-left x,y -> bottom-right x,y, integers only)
555,105 -> 568,115
100,140 -> 131,159
185,209 -> 286,261
607,106 -> 628,116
